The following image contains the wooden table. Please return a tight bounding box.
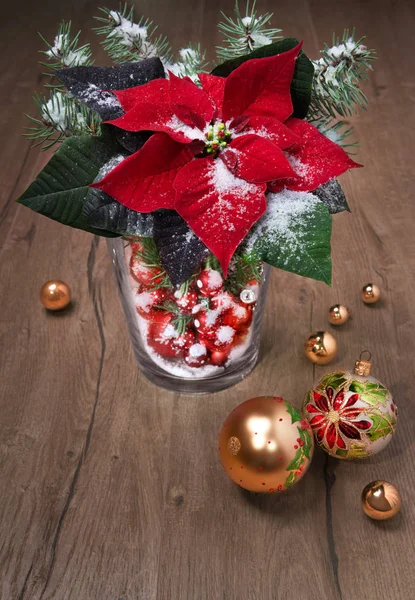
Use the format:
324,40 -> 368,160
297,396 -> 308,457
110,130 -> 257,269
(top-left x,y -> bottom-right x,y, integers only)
1,0 -> 414,598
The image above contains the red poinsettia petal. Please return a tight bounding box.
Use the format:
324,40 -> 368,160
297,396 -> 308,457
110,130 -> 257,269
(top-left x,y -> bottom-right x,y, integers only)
338,421 -> 361,440
91,133 -> 194,211
222,43 -> 302,122
343,393 -> 360,408
269,118 -> 362,192
313,391 -> 329,413
333,389 -> 345,411
169,71 -> 214,130
341,408 -> 364,419
113,79 -> 170,114
336,434 -> 346,449
316,424 -> 327,443
174,157 -> 266,276
352,419 -> 372,430
326,423 -> 337,449
108,80 -> 205,144
327,387 -> 334,403
221,134 -> 295,184
310,415 -> 326,427
239,116 -> 302,150
305,403 -> 321,414
198,73 -> 226,119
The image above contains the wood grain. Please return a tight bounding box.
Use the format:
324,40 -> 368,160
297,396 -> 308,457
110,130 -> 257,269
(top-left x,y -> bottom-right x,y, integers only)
0,0 -> 414,598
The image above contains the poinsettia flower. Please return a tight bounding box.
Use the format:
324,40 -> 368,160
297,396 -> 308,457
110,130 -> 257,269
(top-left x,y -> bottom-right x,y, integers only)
92,43 -> 360,275
306,387 -> 372,450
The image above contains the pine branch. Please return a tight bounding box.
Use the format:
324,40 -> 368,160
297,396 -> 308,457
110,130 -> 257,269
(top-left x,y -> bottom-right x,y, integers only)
94,4 -> 172,64
313,118 -> 359,154
309,29 -> 376,121
216,0 -> 283,63
39,20 -> 94,80
168,44 -> 208,81
24,91 -> 101,151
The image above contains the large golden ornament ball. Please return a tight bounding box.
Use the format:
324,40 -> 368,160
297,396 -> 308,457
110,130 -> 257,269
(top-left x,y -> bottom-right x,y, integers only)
361,283 -> 381,304
40,280 -> 71,311
304,331 -> 338,365
361,480 -> 401,520
218,396 -> 314,493
328,304 -> 350,326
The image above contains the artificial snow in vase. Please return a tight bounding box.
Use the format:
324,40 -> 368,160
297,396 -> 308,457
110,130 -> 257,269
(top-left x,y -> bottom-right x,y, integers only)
108,236 -> 270,393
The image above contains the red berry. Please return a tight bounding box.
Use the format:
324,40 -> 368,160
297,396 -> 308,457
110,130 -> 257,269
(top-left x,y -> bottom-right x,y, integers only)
173,288 -> 198,314
203,325 -> 236,351
130,253 -> 164,286
130,240 -> 145,254
232,328 -> 249,346
196,269 -> 223,297
222,302 -> 253,330
210,347 -> 231,366
184,343 -> 209,367
147,316 -> 185,359
192,306 -> 221,340
172,328 -> 196,353
134,288 -> 169,320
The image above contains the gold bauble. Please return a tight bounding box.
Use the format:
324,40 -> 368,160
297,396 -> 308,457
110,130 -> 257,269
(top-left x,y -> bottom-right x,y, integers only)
304,331 -> 338,365
361,480 -> 401,520
218,396 -> 314,493
361,283 -> 381,304
328,304 -> 350,326
40,280 -> 71,311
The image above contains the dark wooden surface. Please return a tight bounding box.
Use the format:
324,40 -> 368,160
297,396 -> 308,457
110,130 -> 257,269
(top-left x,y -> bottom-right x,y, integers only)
1,0 -> 414,598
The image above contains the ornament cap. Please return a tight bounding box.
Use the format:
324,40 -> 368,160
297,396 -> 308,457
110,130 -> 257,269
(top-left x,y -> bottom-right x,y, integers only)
354,351 -> 372,376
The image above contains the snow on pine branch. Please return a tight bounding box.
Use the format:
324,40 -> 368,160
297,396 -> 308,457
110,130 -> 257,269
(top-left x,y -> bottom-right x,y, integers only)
94,5 -> 172,64
40,21 -> 93,71
217,0 -> 282,62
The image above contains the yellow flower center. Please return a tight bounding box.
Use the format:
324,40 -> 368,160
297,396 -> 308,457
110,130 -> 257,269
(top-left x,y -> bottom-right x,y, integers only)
327,410 -> 340,424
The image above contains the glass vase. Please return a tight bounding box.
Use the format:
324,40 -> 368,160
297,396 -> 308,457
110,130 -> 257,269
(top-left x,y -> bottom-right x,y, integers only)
107,237 -> 271,394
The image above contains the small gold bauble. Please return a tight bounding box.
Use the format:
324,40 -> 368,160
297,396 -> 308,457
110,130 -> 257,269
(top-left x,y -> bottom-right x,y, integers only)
361,480 -> 401,520
361,283 -> 381,304
304,331 -> 338,365
218,396 -> 314,493
40,280 -> 71,311
328,304 -> 350,326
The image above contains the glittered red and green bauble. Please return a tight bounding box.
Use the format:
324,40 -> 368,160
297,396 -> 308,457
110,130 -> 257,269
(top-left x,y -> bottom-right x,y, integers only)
302,354 -> 398,460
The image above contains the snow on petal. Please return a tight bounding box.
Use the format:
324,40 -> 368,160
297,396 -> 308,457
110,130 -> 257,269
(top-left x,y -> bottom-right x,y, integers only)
221,134 -> 295,184
269,118 -> 362,192
174,157 -> 266,276
91,133 -> 193,212
235,115 -> 302,150
222,43 -> 302,122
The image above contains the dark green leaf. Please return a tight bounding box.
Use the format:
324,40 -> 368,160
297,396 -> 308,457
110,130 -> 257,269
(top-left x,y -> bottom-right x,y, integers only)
242,192 -> 332,285
284,471 -> 297,488
313,179 -> 350,214
298,427 -> 313,459
17,135 -> 120,237
211,38 -> 314,118
83,188 -> 154,236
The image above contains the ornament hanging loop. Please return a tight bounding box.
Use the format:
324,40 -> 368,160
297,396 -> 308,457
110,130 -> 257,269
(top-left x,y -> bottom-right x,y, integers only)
354,351 -> 372,376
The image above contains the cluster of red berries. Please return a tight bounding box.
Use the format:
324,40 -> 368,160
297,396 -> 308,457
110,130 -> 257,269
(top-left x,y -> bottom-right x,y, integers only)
129,241 -> 259,368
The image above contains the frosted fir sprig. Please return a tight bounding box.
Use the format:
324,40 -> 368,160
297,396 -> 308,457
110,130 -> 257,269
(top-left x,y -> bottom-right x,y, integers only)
314,118 -> 358,153
24,92 -> 101,151
168,45 -> 208,81
39,21 -> 94,76
309,29 -> 376,120
216,0 -> 283,62
94,4 -> 173,64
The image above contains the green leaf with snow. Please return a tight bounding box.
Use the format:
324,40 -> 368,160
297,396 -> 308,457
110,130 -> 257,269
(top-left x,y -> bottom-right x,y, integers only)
17,135 -> 120,237
242,191 -> 332,285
